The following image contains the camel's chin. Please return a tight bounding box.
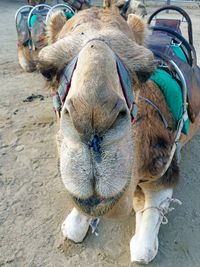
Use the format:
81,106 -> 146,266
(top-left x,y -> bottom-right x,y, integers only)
70,193 -> 123,217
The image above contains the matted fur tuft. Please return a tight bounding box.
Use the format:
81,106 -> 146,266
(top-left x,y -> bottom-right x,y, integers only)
46,11 -> 67,44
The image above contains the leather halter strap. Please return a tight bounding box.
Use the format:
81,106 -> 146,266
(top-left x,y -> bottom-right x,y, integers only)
139,96 -> 169,129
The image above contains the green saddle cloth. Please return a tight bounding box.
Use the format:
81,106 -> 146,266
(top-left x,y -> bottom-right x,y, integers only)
150,45 -> 189,135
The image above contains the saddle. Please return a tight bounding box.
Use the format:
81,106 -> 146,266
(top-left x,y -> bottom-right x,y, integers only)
147,6 -> 200,123
15,4 -> 74,50
15,4 -> 50,49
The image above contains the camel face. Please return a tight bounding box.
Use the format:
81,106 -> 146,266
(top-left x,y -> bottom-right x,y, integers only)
60,41 -> 134,216
115,0 -> 147,19
127,0 -> 147,18
38,8 -> 155,216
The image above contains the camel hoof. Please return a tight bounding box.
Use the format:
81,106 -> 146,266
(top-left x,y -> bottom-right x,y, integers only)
61,208 -> 90,243
130,235 -> 159,264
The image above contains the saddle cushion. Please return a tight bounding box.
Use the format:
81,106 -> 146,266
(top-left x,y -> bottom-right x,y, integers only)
150,45 -> 189,134
30,14 -> 37,28
64,10 -> 74,19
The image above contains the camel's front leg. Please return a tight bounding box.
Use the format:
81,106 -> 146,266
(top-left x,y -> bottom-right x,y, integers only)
130,186 -> 176,264
61,208 -> 91,243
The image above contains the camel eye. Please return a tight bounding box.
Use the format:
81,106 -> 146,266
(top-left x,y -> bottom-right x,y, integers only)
111,110 -> 128,129
41,70 -> 54,81
64,108 -> 69,115
117,110 -> 127,120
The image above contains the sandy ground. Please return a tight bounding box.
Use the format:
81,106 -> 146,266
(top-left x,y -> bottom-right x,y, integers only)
0,1 -> 200,267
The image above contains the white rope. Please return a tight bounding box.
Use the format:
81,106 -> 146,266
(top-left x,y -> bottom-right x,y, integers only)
138,197 -> 182,225
89,218 -> 100,236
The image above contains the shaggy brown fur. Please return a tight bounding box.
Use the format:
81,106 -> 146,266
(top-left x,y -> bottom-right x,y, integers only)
134,80 -> 175,180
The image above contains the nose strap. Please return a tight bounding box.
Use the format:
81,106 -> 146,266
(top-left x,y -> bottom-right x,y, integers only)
116,55 -> 138,122
52,56 -> 78,116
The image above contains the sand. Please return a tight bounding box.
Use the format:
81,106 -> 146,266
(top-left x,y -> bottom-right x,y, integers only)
0,1 -> 200,266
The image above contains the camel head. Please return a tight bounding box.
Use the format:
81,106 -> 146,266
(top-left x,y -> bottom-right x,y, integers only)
115,0 -> 147,19
38,8 -> 155,217
127,0 -> 147,18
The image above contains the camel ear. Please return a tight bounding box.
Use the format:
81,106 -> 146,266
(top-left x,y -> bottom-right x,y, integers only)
127,14 -> 145,45
46,11 -> 67,44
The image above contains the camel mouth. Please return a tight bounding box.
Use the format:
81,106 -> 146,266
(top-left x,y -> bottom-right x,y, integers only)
71,193 -> 124,217
74,196 -> 108,210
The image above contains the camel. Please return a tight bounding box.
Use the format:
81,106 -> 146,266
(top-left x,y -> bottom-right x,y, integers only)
37,6 -> 200,264
115,0 -> 147,18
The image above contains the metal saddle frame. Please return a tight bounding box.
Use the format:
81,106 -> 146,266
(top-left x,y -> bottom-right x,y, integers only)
145,5 -> 200,175
147,5 -> 200,124
15,3 -> 75,50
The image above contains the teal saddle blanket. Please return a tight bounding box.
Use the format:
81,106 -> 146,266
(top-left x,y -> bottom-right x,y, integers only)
150,44 -> 189,135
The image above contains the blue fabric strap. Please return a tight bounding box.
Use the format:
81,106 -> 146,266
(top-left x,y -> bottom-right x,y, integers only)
53,56 -> 78,114
116,56 -> 137,121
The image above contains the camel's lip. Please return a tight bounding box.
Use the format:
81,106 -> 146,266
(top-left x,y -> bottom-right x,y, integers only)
73,196 -> 108,209
71,193 -> 123,217
68,181 -> 130,217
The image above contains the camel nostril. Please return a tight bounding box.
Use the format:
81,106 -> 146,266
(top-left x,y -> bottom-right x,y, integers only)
89,134 -> 103,163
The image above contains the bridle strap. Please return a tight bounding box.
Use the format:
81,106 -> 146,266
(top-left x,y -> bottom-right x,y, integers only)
139,96 -> 169,129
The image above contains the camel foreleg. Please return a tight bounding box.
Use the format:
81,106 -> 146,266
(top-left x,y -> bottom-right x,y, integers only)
130,183 -> 181,264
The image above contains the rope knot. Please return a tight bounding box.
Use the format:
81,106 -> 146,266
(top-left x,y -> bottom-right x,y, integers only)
138,197 -> 182,225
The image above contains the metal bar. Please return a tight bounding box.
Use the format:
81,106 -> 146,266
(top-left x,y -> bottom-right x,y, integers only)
166,0 -> 170,13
